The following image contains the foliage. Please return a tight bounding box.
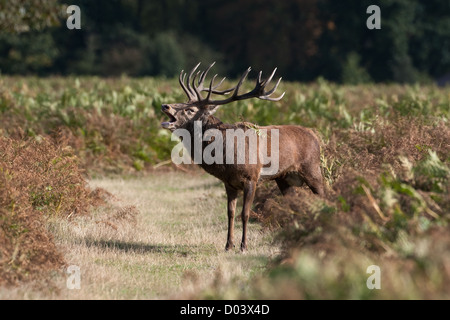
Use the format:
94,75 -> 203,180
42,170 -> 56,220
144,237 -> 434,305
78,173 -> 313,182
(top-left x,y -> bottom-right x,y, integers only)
0,135 -> 101,285
1,0 -> 450,82
1,76 -> 449,174
0,0 -> 63,33
341,52 -> 372,84
0,76 -> 449,298
0,32 -> 59,74
0,76 -> 181,173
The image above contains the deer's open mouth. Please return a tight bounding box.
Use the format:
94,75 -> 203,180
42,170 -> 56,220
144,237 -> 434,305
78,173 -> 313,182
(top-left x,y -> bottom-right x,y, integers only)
161,110 -> 177,129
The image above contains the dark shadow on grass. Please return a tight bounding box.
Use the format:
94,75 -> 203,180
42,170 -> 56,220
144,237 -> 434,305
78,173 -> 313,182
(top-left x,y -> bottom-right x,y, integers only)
82,237 -> 213,256
178,180 -> 224,192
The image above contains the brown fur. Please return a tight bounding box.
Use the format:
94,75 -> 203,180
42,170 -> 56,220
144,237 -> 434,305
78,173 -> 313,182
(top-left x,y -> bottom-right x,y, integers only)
161,63 -> 324,251
162,107 -> 324,251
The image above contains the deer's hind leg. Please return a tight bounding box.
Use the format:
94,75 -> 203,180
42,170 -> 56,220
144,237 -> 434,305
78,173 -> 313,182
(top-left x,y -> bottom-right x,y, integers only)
276,170 -> 324,197
302,164 -> 325,196
275,177 -> 297,196
275,172 -> 305,196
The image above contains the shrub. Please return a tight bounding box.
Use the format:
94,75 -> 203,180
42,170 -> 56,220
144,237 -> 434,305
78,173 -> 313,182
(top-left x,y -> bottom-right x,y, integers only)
0,135 -> 99,285
341,52 -> 372,84
247,116 -> 450,299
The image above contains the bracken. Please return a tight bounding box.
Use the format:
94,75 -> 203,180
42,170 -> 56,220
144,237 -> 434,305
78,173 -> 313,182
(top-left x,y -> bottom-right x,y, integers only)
0,135 -> 101,285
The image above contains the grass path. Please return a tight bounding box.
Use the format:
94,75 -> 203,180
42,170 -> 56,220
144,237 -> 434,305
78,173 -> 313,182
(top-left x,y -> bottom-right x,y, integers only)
2,171 -> 280,299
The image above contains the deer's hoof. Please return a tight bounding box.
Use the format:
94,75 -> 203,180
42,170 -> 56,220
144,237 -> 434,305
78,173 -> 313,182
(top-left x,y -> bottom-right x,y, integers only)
225,243 -> 235,251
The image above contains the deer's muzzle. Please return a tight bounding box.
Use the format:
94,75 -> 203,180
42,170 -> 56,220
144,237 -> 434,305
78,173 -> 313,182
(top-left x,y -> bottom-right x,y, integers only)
161,105 -> 177,129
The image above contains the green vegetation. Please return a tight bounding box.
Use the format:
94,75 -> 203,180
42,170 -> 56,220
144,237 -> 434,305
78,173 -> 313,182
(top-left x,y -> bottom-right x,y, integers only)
0,76 -> 181,173
1,76 -> 448,171
1,0 -> 449,301
0,75 -> 449,298
1,1 -> 450,83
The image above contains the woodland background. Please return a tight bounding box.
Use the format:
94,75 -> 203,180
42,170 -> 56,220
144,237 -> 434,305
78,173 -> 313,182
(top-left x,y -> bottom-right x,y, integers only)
1,0 -> 449,84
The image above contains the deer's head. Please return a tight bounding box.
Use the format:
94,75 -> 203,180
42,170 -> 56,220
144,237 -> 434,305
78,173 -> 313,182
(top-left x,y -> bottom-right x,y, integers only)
161,62 -> 285,131
161,104 -> 203,131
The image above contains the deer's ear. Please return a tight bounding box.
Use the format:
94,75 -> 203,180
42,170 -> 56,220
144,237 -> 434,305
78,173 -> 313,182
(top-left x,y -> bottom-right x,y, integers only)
206,105 -> 221,115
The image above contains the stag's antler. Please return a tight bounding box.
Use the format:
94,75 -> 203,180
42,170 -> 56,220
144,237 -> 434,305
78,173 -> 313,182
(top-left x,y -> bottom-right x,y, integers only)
179,62 -> 285,107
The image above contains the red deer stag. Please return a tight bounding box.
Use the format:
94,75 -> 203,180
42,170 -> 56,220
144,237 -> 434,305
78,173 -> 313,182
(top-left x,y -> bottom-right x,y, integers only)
161,62 -> 324,251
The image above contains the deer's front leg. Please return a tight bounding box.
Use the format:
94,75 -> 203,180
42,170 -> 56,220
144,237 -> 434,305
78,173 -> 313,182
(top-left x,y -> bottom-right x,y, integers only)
225,184 -> 238,251
241,181 -> 256,252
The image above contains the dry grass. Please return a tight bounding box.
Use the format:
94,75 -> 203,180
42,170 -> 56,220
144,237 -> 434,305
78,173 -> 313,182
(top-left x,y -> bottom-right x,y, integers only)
237,117 -> 450,299
0,172 -> 280,299
1,78 -> 449,299
0,135 -> 101,286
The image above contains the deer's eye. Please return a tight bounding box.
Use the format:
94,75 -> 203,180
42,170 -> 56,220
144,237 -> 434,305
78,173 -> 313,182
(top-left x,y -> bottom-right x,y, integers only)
185,108 -> 194,114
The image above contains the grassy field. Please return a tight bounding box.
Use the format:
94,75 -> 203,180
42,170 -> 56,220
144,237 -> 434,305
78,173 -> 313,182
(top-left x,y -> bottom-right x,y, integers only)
0,76 -> 449,299
0,172 -> 280,299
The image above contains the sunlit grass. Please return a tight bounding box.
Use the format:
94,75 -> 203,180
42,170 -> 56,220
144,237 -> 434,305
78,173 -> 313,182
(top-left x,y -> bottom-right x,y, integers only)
0,172 -> 280,299
0,76 -> 448,299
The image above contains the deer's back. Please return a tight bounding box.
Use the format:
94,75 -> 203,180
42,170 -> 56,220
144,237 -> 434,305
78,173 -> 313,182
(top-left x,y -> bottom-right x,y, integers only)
198,123 -> 321,189
261,124 -> 321,179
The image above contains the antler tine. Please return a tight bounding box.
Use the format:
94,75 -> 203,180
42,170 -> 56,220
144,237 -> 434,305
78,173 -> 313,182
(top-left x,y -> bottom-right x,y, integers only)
260,86 -> 285,101
192,70 -> 201,88
212,77 -> 226,90
179,70 -> 195,101
204,77 -> 235,95
192,62 -> 217,101
192,70 -> 203,101
257,71 -> 263,84
247,68 -> 284,101
232,67 -> 252,97
265,91 -> 285,101
198,62 -> 216,88
210,66 -> 284,105
201,67 -> 251,104
178,63 -> 284,106
261,76 -> 285,100
199,67 -> 253,105
261,67 -> 277,87
185,62 -> 201,101
205,74 -> 218,101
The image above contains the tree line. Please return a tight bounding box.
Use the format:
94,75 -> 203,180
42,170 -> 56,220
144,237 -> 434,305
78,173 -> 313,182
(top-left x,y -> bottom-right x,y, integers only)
0,0 -> 449,83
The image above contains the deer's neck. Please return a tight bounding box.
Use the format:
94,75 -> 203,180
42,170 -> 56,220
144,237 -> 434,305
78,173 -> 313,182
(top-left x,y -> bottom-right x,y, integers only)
183,115 -> 229,173
202,115 -> 223,129
185,115 -> 235,133
183,115 -> 263,184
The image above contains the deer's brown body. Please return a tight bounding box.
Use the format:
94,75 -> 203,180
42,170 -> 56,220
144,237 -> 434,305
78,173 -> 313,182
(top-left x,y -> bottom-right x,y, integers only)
161,63 -> 324,251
